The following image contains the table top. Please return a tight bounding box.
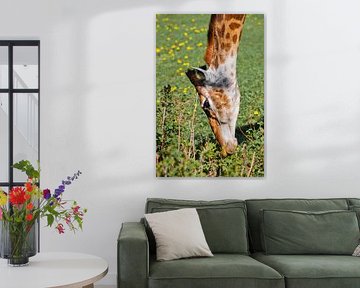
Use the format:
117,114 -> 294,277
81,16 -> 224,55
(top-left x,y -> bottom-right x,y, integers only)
0,252 -> 108,288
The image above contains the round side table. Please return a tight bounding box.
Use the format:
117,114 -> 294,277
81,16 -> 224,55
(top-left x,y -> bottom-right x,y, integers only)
0,252 -> 108,288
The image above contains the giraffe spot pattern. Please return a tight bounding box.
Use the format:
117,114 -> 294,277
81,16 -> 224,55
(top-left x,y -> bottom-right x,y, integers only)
229,22 -> 241,30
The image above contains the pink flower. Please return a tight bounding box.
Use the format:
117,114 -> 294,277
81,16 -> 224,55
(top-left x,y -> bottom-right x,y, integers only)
72,205 -> 80,215
56,223 -> 65,234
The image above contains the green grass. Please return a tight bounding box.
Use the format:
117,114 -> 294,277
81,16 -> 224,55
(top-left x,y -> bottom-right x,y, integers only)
156,14 -> 264,177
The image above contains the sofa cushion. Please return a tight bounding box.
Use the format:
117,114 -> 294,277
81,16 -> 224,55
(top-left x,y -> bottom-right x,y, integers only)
246,198 -> 349,252
252,252 -> 360,288
149,254 -> 284,288
260,209 -> 359,255
349,205 -> 360,229
146,198 -> 248,254
347,198 -> 360,206
145,208 -> 213,261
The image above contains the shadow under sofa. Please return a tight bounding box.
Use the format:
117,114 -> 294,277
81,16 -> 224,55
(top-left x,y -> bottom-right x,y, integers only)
118,198 -> 360,288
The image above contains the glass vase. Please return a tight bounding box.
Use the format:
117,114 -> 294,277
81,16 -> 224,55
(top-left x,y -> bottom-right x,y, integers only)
0,220 -> 37,266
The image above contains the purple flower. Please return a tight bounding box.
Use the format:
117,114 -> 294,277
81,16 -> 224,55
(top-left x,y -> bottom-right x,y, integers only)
54,170 -> 82,199
43,189 -> 51,200
54,189 -> 63,198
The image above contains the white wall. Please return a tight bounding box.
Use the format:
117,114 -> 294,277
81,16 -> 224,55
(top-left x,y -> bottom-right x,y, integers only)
1,0 -> 360,285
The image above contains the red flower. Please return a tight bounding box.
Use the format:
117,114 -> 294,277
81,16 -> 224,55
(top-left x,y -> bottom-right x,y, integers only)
25,182 -> 33,192
56,223 -> 65,234
26,203 -> 34,210
24,193 -> 31,201
26,214 -> 33,221
9,187 -> 26,205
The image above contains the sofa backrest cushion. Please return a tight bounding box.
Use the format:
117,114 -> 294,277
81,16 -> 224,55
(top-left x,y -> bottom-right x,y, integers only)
145,198 -> 249,254
261,209 -> 359,255
246,198 -> 349,252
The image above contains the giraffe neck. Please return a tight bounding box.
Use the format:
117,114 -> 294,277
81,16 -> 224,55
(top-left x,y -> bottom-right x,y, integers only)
204,14 -> 246,84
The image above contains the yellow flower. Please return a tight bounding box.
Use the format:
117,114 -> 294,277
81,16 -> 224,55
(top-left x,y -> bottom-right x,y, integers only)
253,111 -> 260,116
197,42 -> 203,47
186,46 -> 193,51
0,190 -> 7,206
177,59 -> 182,64
156,48 -> 161,54
170,86 -> 177,92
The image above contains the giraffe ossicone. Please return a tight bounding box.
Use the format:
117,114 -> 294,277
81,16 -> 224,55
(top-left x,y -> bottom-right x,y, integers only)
186,14 -> 246,157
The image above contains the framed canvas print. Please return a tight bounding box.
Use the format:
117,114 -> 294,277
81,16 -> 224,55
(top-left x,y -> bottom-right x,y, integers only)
156,14 -> 264,177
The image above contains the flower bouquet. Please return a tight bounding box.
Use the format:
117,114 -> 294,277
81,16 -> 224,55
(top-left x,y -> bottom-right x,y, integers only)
0,160 -> 87,266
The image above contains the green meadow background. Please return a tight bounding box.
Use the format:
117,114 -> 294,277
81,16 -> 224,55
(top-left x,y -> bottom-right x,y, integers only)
156,14 -> 264,177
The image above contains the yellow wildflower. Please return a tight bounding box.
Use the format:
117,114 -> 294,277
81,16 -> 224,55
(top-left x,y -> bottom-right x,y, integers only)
253,111 -> 260,116
197,42 -> 203,47
0,190 -> 7,206
186,46 -> 193,51
170,86 -> 177,92
177,59 -> 182,64
156,48 -> 161,54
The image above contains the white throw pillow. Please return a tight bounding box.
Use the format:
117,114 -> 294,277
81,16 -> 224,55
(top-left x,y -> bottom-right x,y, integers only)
353,244 -> 360,256
145,208 -> 213,261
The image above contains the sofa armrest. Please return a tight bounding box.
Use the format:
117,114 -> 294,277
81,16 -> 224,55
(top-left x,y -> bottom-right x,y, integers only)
118,222 -> 149,288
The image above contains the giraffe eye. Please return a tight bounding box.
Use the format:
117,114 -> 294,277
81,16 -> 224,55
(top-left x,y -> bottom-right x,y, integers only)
203,99 -> 211,109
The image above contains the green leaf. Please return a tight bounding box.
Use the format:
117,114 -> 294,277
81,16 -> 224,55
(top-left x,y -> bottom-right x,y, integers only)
12,160 -> 40,180
47,214 -> 54,227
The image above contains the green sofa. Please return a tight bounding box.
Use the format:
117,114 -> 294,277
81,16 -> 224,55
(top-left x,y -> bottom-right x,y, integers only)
118,198 -> 360,288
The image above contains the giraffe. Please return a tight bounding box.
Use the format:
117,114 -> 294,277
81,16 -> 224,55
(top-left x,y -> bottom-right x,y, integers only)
186,14 -> 246,157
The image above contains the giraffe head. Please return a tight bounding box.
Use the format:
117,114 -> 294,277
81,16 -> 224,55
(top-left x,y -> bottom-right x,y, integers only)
186,65 -> 240,157
186,14 -> 245,157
